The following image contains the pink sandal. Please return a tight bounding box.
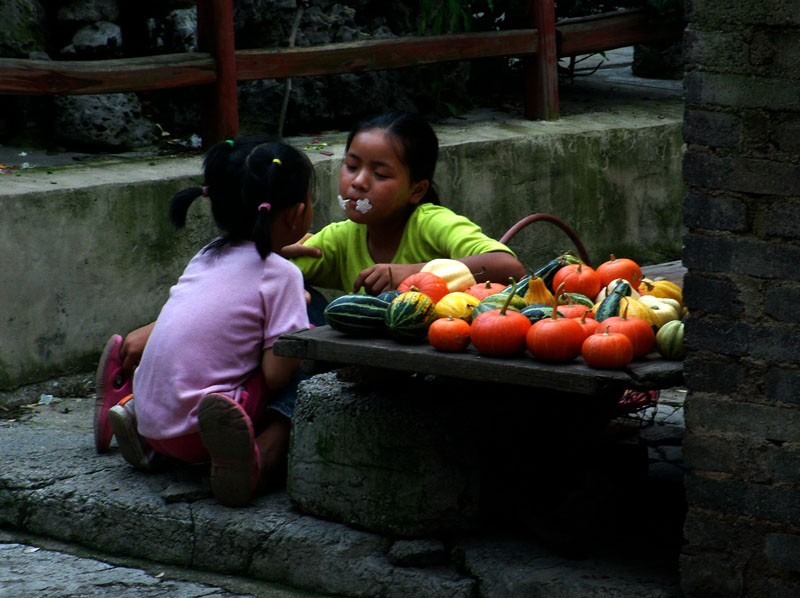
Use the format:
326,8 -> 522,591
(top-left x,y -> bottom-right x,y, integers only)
198,393 -> 261,507
94,334 -> 133,453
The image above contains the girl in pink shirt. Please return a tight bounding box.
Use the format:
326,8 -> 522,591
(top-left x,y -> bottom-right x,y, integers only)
95,137 -> 314,507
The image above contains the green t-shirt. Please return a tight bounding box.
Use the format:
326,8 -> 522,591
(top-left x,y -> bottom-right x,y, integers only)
292,203 -> 515,292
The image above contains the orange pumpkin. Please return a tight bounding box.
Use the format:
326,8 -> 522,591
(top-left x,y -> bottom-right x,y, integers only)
470,280 -> 531,356
465,280 -> 508,301
552,263 -> 603,299
581,326 -> 634,369
428,316 -> 471,352
397,272 -> 450,304
596,254 -> 643,288
525,283 -> 587,363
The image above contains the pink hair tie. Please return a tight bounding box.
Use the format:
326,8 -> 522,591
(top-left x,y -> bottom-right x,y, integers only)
201,186 -> 209,197
258,202 -> 271,212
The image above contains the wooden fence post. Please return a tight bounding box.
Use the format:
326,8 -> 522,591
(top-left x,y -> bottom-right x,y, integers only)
196,0 -> 239,146
524,0 -> 559,120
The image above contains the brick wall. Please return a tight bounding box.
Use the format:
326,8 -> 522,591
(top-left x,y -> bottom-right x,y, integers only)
680,0 -> 800,595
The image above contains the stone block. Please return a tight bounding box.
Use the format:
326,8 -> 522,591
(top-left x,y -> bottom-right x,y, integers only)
682,27 -> 748,71
683,316 -> 749,356
686,71 -> 800,111
287,371 -> 484,536
683,433 -> 799,485
747,322 -> 800,364
684,474 -> 800,526
765,533 -> 800,573
287,371 -> 618,537
679,550 -> 743,597
682,272 -> 743,316
682,192 -> 747,232
683,110 -> 741,149
766,366 -> 800,405
764,200 -> 800,239
683,151 -> 800,196
685,395 -> 800,443
683,233 -> 800,281
681,233 -> 735,274
690,0 -> 800,26
683,356 -> 742,395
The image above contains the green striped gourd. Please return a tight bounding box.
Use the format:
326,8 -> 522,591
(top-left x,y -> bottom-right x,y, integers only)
323,294 -> 390,336
385,291 -> 437,342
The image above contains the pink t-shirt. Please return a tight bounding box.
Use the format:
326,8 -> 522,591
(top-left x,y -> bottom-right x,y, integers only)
134,241 -> 309,440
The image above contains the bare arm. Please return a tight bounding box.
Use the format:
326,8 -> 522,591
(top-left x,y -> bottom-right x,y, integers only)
279,233 -> 321,260
120,321 -> 155,376
261,347 -> 301,391
457,252 -> 526,284
353,252 -> 525,295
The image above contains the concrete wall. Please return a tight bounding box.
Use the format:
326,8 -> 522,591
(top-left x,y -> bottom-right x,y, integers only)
680,0 -> 800,596
0,104 -> 685,389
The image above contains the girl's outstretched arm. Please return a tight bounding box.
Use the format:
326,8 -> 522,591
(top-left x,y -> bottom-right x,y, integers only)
279,233 -> 321,260
458,252 -> 526,284
261,347 -> 301,391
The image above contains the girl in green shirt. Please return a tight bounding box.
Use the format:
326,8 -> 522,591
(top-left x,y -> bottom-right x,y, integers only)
288,111 -> 525,297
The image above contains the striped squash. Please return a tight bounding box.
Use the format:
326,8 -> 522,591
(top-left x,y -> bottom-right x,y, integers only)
323,294 -> 390,336
385,291 -> 437,342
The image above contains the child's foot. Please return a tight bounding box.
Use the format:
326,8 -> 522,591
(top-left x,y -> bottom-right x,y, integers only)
94,334 -> 133,453
107,397 -> 154,471
198,394 -> 260,508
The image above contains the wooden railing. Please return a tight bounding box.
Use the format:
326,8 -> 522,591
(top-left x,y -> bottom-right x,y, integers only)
0,0 -> 683,146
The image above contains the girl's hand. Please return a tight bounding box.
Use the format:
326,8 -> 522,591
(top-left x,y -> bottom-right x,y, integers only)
353,263 -> 421,295
279,233 -> 321,260
120,322 -> 155,376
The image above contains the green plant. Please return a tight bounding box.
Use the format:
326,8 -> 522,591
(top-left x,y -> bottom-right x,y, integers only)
419,0 -> 495,34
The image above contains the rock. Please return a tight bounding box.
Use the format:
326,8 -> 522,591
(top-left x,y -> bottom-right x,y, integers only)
57,0 -> 120,25
0,0 -> 47,58
287,371 -> 485,537
54,93 -> 159,150
60,21 -> 124,59
146,8 -> 197,53
388,538 -> 448,567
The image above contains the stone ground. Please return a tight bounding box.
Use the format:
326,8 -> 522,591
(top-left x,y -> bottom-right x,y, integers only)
0,48 -> 687,597
0,367 -> 687,598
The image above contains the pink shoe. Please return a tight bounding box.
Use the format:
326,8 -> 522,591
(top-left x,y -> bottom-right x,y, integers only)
94,334 -> 133,453
198,393 -> 261,507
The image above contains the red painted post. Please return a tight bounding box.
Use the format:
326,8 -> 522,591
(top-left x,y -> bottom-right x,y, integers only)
196,0 -> 239,147
523,0 -> 559,120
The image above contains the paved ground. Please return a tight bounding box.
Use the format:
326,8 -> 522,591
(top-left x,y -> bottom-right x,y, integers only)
0,368 -> 687,598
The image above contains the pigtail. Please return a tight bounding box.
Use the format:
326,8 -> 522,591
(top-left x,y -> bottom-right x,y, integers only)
250,158 -> 282,259
252,199 -> 274,259
169,186 -> 205,228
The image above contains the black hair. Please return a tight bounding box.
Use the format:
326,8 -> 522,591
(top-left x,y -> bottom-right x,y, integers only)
345,111 -> 440,205
169,136 -> 313,259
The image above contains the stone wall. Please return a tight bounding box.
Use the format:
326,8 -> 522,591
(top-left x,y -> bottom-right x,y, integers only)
679,1 -> 800,595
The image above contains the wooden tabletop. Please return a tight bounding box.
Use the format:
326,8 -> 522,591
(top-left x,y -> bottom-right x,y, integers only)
274,325 -> 683,396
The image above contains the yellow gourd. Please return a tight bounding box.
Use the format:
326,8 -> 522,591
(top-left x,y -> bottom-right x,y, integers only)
420,259 -> 476,293
434,292 -> 480,321
524,276 -> 555,306
639,278 -> 683,309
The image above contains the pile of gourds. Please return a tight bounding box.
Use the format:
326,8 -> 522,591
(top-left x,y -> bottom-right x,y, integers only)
323,254 -> 687,368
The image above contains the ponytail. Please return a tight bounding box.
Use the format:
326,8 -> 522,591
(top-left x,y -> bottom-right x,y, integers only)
169,186 -> 205,228
252,200 -> 273,259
